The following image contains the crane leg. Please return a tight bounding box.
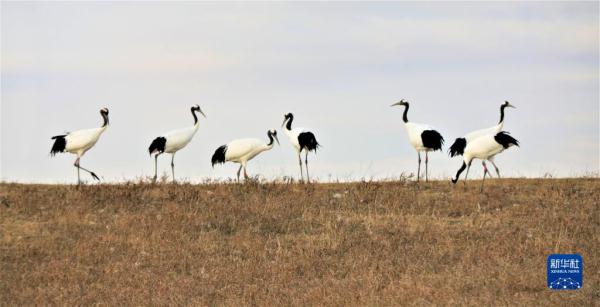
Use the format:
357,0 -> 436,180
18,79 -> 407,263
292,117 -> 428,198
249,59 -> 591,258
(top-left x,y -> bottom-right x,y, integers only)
171,154 -> 175,183
490,160 -> 501,178
243,165 -> 249,180
481,161 -> 489,192
416,152 -> 421,182
305,151 -> 310,183
74,157 -> 100,183
153,154 -> 159,182
74,157 -> 81,185
298,152 -> 304,182
464,161 -> 471,186
482,161 -> 491,178
236,165 -> 242,182
425,151 -> 429,182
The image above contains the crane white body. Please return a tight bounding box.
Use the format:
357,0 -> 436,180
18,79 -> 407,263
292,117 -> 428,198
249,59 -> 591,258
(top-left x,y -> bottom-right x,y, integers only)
50,107 -> 109,184
464,136 -> 507,161
63,127 -> 108,156
161,125 -> 199,153
211,130 -> 279,181
224,138 -> 273,163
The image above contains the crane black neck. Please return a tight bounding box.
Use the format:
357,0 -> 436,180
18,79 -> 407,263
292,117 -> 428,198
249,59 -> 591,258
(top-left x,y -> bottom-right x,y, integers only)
402,103 -> 409,123
285,116 -> 293,130
191,108 -> 198,125
101,113 -> 109,127
452,161 -> 467,183
499,104 -> 507,124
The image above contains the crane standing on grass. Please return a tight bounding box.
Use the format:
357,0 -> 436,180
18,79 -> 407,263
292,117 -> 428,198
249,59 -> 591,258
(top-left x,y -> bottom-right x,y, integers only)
451,131 -> 519,190
50,107 -> 110,184
211,129 -> 280,181
281,113 -> 320,182
391,99 -> 444,182
148,105 -> 206,182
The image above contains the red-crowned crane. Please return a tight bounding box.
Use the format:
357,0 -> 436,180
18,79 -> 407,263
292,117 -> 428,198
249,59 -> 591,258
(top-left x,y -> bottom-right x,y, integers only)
50,107 -> 109,184
148,105 -> 206,182
449,101 -> 515,177
451,131 -> 519,190
281,113 -> 320,182
211,129 -> 280,181
391,99 -> 444,182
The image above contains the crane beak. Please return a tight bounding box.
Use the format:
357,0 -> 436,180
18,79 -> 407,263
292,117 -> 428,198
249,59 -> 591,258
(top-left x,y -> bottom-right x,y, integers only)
281,118 -> 286,128
199,109 -> 206,118
390,102 -> 403,107
274,134 -> 280,145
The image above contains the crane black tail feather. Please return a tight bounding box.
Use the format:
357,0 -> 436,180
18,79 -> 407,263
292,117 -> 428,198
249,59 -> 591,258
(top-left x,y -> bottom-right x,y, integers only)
421,130 -> 444,151
298,132 -> 320,153
211,145 -> 227,167
50,135 -> 67,156
448,137 -> 466,157
494,131 -> 519,149
148,137 -> 166,156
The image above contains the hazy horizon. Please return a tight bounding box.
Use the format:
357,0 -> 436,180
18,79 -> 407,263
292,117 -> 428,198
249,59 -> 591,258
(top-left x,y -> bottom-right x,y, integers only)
2,1 -> 598,183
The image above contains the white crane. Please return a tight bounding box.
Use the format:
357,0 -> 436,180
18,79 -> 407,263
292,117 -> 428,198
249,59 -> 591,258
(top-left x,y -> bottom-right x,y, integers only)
148,104 -> 206,182
451,131 -> 519,190
449,101 -> 515,177
391,99 -> 444,182
281,113 -> 320,182
211,129 -> 280,181
50,107 -> 109,184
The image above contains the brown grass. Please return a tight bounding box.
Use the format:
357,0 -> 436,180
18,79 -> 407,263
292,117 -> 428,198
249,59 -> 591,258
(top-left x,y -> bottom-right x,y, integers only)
1,179 -> 598,305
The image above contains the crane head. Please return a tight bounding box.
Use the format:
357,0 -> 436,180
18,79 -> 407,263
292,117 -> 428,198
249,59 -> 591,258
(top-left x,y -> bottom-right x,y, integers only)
390,99 -> 408,107
100,107 -> 109,114
281,113 -> 293,128
192,104 -> 206,118
269,129 -> 280,145
503,101 -> 516,109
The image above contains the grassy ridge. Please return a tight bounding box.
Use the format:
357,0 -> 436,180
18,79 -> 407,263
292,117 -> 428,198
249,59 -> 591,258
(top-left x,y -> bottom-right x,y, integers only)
1,179 -> 598,305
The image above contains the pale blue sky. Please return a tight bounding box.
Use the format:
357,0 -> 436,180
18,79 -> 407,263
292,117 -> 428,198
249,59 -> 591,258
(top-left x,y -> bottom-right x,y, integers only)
1,1 -> 598,183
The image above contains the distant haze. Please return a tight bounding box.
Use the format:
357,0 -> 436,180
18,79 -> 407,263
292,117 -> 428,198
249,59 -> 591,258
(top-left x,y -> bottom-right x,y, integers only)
1,2 -> 598,183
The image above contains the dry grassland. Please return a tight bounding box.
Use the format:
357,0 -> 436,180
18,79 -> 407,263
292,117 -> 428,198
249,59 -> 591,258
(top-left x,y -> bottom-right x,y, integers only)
1,179 -> 598,305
